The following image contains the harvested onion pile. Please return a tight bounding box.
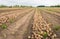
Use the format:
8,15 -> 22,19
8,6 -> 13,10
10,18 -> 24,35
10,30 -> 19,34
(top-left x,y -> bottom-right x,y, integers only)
0,12 -> 21,29
28,9 -> 56,39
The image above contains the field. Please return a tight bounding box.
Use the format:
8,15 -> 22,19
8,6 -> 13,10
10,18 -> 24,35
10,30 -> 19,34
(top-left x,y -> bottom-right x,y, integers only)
0,7 -> 60,39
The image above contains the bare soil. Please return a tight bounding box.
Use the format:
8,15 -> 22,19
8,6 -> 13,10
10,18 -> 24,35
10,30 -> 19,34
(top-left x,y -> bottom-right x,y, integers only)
40,9 -> 60,39
0,8 -> 60,39
0,8 -> 34,39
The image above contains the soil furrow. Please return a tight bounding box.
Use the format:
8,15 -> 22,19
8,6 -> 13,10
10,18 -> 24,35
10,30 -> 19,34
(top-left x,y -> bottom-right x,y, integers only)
40,9 -> 60,38
0,9 -> 34,39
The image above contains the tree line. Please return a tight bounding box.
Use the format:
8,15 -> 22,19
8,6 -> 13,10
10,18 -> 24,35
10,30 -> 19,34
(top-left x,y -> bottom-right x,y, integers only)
0,5 -> 33,8
0,5 -> 60,8
37,5 -> 60,7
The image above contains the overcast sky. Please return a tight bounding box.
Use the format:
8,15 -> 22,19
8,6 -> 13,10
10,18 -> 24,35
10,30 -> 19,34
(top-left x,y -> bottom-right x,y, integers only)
0,0 -> 60,6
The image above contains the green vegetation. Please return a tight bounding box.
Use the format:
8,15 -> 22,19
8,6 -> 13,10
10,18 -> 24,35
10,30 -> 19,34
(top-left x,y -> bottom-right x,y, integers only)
9,19 -> 14,23
37,5 -> 45,7
0,5 -> 8,8
38,32 -> 41,35
0,5 -> 33,8
0,5 -> 60,8
13,5 -> 20,7
38,32 -> 48,39
1,23 -> 7,29
37,5 -> 60,7
43,32 -> 48,39
50,5 -> 60,7
54,25 -> 60,31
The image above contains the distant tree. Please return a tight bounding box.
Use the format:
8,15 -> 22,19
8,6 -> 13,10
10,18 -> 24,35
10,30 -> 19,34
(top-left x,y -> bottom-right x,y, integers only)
20,5 -> 26,7
0,5 -> 34,8
8,6 -> 12,8
37,5 -> 45,7
29,6 -> 33,7
50,5 -> 60,7
13,5 -> 20,7
0,5 -> 7,8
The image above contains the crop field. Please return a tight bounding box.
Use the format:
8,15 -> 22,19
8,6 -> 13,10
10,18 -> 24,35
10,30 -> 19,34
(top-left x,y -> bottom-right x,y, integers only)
0,7 -> 60,39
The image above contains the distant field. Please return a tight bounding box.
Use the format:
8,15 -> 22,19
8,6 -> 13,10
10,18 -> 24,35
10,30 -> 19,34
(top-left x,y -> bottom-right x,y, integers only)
0,8 -> 29,13
0,7 -> 60,39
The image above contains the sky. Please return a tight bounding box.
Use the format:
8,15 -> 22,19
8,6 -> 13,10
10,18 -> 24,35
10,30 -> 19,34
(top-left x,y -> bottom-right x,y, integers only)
0,0 -> 60,6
